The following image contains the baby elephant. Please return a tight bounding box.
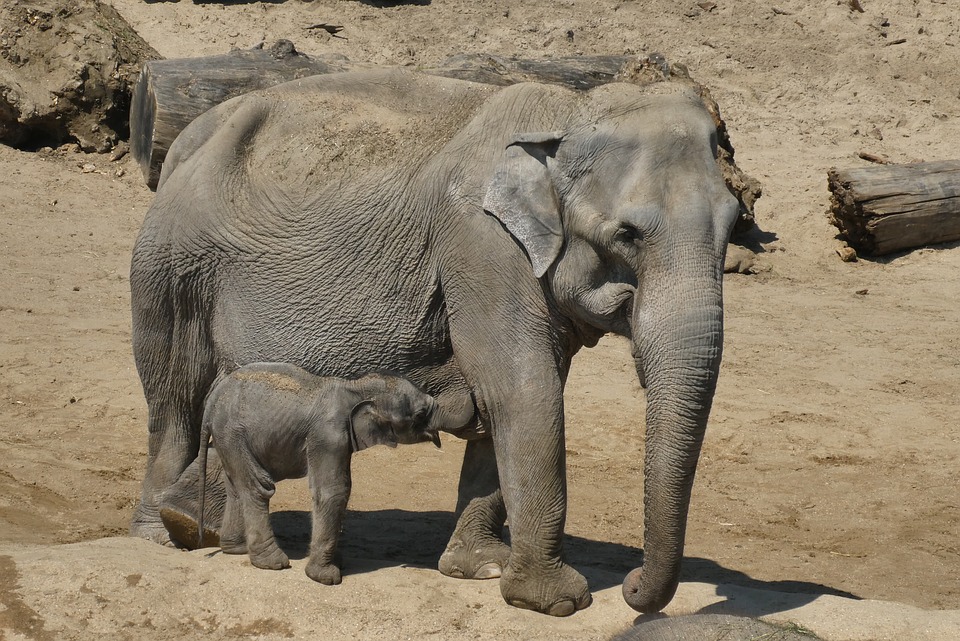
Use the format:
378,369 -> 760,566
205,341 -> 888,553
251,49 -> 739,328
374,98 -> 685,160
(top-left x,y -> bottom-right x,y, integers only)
197,362 -> 439,585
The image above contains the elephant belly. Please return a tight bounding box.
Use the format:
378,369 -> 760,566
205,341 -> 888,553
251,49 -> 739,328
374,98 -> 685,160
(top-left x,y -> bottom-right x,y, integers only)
208,275 -> 481,436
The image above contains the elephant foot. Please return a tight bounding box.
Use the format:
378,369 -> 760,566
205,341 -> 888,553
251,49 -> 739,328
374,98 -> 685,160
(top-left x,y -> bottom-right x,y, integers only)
129,502 -> 174,546
305,559 -> 342,585
220,539 -> 248,555
159,506 -> 220,549
249,545 -> 290,570
156,454 -> 227,549
438,536 -> 510,580
500,560 -> 592,617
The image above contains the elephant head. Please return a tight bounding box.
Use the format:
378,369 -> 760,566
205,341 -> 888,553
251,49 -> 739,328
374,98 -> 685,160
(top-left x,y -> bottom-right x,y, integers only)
348,374 -> 440,451
484,84 -> 739,612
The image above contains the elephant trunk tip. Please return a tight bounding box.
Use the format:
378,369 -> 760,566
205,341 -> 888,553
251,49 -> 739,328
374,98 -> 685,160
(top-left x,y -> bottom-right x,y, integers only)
622,566 -> 679,614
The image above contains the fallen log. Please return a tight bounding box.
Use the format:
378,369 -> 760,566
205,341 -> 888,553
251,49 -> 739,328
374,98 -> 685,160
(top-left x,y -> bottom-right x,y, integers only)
827,160 -> 960,255
130,40 -> 363,189
130,44 -> 760,234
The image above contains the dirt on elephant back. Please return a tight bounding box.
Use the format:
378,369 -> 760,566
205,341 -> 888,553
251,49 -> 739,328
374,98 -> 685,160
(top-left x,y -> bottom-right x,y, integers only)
0,0 -> 959,640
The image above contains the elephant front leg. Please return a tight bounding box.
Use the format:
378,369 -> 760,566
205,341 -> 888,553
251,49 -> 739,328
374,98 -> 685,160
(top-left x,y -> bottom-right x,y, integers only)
492,396 -> 591,617
304,445 -> 351,585
439,437 -> 510,580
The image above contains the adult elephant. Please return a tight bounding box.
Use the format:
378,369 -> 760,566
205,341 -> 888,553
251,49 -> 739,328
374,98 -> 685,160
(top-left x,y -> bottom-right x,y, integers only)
129,68 -> 738,616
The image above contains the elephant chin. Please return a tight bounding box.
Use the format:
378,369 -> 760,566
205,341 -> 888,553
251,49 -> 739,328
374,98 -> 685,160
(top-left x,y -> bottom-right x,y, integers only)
622,566 -> 679,614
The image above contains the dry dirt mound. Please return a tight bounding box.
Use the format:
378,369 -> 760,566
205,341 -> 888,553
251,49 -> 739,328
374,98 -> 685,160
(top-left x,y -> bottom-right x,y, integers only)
2,538 -> 958,641
0,0 -> 158,151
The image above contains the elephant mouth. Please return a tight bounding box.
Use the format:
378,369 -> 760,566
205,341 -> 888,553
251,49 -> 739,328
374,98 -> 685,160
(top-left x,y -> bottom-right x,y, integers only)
412,425 -> 442,449
609,285 -> 636,318
575,283 -> 635,342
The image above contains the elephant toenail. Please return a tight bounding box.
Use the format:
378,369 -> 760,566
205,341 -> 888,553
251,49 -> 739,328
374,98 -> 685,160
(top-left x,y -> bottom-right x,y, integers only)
474,562 -> 502,579
546,600 -> 576,617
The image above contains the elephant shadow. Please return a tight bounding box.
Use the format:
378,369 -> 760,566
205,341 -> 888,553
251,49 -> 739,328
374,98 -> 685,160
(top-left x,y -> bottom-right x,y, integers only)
270,508 -> 858,616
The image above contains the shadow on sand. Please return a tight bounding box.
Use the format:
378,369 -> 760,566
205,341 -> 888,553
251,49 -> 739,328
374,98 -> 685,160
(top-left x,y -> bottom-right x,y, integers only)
270,507 -> 858,618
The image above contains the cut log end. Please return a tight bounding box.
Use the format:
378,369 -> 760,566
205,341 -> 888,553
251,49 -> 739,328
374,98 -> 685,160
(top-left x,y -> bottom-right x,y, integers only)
130,65 -> 160,188
828,160 -> 960,256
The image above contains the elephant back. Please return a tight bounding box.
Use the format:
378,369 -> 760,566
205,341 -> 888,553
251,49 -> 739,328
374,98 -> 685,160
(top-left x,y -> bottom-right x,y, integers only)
157,68 -> 499,193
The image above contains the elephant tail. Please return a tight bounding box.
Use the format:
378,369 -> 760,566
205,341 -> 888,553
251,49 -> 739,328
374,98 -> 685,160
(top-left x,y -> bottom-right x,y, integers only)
197,420 -> 210,549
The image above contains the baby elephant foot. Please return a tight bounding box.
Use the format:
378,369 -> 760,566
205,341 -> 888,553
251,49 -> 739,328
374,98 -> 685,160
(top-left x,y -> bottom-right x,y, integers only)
500,561 -> 592,617
305,558 -> 343,585
249,546 -> 290,570
438,536 -> 510,580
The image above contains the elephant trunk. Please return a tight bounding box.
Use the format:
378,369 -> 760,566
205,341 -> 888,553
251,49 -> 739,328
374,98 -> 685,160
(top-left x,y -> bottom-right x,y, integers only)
623,271 -> 724,613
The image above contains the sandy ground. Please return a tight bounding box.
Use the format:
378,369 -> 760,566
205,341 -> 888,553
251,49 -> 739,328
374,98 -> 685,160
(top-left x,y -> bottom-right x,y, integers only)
1,0 -> 959,639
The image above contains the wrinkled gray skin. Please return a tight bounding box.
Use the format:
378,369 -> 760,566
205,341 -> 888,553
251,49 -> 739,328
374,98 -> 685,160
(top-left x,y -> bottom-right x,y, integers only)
610,614 -> 820,641
129,68 -> 738,616
196,363 -> 439,585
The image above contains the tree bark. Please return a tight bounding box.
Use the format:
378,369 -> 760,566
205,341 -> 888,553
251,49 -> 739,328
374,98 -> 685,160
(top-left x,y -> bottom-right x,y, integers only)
828,160 -> 960,255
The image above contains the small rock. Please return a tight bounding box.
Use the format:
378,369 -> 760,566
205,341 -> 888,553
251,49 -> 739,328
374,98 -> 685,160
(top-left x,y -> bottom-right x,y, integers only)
109,143 -> 128,162
81,163 -> 96,173
855,288 -> 869,296
724,245 -> 755,274
72,286 -> 81,291
837,246 -> 858,262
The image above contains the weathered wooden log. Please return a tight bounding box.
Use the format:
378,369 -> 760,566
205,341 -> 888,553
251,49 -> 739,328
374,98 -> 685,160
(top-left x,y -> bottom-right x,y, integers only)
828,160 -> 960,255
130,45 -> 760,234
430,52 -> 630,89
130,40 -> 364,188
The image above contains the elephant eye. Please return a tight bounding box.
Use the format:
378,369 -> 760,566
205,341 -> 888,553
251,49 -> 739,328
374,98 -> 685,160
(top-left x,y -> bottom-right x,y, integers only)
614,224 -> 642,245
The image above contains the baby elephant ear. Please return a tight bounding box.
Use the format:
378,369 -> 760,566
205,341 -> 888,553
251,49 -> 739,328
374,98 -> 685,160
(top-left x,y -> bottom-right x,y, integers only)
349,400 -> 398,452
483,132 -> 565,279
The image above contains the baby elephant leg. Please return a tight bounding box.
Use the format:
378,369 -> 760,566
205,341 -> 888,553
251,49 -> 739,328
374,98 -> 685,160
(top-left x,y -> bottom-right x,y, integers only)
219,476 -> 247,554
305,444 -> 351,585
228,460 -> 289,570
244,487 -> 289,570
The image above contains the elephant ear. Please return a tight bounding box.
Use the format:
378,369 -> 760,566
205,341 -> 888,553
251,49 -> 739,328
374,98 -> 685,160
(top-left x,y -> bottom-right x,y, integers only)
483,132 -> 565,278
349,400 -> 398,452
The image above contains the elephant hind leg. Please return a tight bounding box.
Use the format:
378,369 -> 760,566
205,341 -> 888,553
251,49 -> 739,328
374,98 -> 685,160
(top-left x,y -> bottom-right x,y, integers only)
159,447 -> 227,549
130,258 -> 218,544
438,438 -> 510,580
